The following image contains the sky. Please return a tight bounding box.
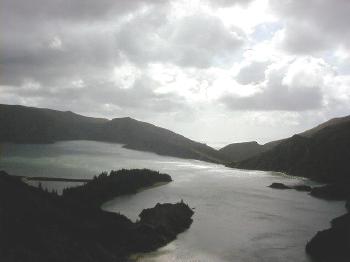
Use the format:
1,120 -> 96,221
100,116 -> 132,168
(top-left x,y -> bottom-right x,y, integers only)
1,0 -> 350,147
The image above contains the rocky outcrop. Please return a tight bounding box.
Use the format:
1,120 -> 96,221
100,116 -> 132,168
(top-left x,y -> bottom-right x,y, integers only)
139,202 -> 194,238
306,211 -> 350,262
306,183 -> 350,262
268,183 -> 292,189
133,202 -> 194,252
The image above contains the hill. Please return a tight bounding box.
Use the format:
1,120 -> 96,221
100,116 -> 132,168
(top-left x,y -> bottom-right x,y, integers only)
221,114 -> 350,164
300,115 -> 350,137
218,141 -> 265,162
234,119 -> 350,182
0,104 -> 224,163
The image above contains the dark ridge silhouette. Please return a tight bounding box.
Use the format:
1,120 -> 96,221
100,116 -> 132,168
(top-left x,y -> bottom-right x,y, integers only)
0,104 -> 225,163
0,170 -> 194,262
300,115 -> 350,138
218,141 -> 265,162
220,115 -> 350,163
62,169 -> 172,208
232,119 -> 350,183
310,184 -> 350,201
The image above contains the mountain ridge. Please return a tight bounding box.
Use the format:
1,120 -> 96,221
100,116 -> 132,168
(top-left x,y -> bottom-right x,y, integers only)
232,118 -> 350,182
0,104 -> 224,163
220,115 -> 350,163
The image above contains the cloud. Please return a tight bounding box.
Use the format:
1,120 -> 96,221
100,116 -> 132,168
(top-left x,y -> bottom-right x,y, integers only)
235,61 -> 269,84
0,74 -> 188,119
0,0 -> 169,22
221,57 -> 336,111
1,0 -> 350,144
275,24 -> 332,55
115,11 -> 245,68
0,26 -> 120,87
0,0 -> 173,87
207,0 -> 256,8
270,0 -> 350,54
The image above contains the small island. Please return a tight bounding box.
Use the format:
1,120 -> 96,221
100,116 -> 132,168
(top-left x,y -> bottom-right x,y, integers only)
268,182 -> 311,192
268,182 -> 292,189
0,170 -> 193,262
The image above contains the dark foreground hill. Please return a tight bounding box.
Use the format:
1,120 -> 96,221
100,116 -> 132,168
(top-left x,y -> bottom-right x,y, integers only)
232,118 -> 350,183
0,170 -> 194,262
0,104 -> 224,163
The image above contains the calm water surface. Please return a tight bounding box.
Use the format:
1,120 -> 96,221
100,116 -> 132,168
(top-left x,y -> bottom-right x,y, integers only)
0,141 -> 345,262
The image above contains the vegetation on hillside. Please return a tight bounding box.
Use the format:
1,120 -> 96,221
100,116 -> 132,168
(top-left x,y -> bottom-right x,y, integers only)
62,169 -> 172,207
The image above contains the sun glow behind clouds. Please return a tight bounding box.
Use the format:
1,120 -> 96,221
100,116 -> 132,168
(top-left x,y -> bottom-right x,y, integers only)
113,63 -> 141,89
215,0 -> 276,34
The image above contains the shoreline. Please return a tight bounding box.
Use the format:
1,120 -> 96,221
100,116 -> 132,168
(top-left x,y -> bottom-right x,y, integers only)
25,176 -> 91,182
0,170 -> 194,262
136,181 -> 171,193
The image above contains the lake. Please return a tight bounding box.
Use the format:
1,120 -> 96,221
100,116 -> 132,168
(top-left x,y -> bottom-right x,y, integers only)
0,141 -> 345,262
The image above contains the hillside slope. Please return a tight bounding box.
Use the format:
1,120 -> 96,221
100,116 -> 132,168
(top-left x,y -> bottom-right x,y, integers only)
235,120 -> 350,182
221,115 -> 350,163
300,115 -> 350,137
0,104 -> 224,163
218,141 -> 265,162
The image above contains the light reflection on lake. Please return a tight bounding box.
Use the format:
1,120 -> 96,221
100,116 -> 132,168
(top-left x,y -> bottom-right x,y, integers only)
0,141 -> 345,262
